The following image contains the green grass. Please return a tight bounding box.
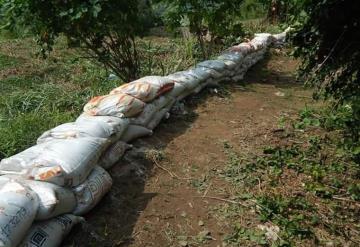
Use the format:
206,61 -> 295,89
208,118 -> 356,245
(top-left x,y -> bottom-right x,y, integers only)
0,32 -> 207,159
216,107 -> 360,246
0,36 -> 118,159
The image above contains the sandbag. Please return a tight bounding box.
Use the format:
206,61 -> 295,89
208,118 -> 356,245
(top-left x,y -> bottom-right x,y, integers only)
0,145 -> 47,170
110,81 -> 173,103
147,107 -> 171,130
18,214 -> 83,247
193,66 -> 223,79
229,42 -> 254,55
75,113 -> 130,136
166,82 -> 187,98
196,60 -> 227,73
72,166 -> 112,215
37,121 -> 121,144
83,93 -> 145,118
166,71 -> 201,91
25,180 -> 76,220
0,177 -> 39,247
131,76 -> 175,89
120,125 -> 153,143
217,52 -> 243,63
187,68 -> 212,81
221,59 -> 238,71
130,96 -> 175,127
99,141 -> 132,170
0,137 -> 108,187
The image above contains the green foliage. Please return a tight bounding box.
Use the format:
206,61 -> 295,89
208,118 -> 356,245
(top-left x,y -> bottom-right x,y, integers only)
0,37 -> 117,158
155,0 -> 245,59
258,0 -> 304,23
1,0 -> 146,81
224,224 -> 267,246
219,107 -> 360,245
291,0 -> 360,144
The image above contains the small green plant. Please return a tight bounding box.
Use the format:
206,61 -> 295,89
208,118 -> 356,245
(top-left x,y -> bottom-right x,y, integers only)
224,224 -> 267,246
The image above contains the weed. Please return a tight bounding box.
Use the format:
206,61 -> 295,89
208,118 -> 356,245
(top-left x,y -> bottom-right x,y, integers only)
216,106 -> 360,246
224,224 -> 267,246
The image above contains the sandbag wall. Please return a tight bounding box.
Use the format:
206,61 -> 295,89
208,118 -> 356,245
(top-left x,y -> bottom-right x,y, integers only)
0,31 -> 288,247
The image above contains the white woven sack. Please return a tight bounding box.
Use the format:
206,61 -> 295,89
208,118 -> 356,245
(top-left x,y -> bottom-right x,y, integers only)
131,76 -> 175,88
99,141 -> 132,170
37,121 -> 120,144
73,166 -> 112,215
196,60 -> 227,73
19,214 -> 83,247
187,68 -> 213,81
0,137 -> 108,187
0,177 -> 39,247
218,52 -> 244,63
25,180 -> 76,220
75,113 -> 130,137
120,125 -> 153,143
166,71 -> 201,91
193,66 -> 223,79
110,81 -> 174,103
147,108 -> 171,130
166,81 -> 187,98
84,93 -> 145,118
130,96 -> 175,126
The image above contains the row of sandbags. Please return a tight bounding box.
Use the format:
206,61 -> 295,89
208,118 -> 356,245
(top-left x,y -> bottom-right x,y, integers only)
0,30 -> 289,247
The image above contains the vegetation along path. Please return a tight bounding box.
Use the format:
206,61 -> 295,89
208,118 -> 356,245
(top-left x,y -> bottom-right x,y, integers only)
64,49 -> 359,247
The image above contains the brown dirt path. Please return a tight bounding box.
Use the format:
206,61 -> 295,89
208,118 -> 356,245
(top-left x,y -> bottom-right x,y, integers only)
65,49 -> 313,247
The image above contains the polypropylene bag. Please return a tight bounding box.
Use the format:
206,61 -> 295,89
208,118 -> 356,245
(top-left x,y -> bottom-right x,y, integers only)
99,141 -> 132,170
193,66 -> 223,79
83,93 -> 145,118
120,125 -> 153,143
18,214 -> 83,247
72,166 -> 112,215
221,60 -> 238,71
196,60 -> 227,73
0,137 -> 108,187
166,71 -> 201,91
187,68 -> 212,81
131,76 -> 175,89
37,121 -> 120,144
217,53 -> 243,63
147,107 -> 171,130
25,180 -> 76,220
229,42 -> 254,55
130,96 -> 175,126
166,82 -> 187,98
110,81 -> 173,103
76,113 -> 130,137
0,177 -> 39,247
0,145 -> 47,171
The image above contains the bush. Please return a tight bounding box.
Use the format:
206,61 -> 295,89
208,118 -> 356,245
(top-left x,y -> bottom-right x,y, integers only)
1,0 -> 146,81
155,0 -> 245,59
291,0 -> 360,143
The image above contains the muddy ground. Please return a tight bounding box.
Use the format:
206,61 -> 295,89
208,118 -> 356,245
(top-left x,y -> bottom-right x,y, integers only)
64,49 -> 313,247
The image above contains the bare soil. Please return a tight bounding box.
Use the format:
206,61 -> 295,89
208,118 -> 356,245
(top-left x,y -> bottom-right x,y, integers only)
65,49 -> 314,247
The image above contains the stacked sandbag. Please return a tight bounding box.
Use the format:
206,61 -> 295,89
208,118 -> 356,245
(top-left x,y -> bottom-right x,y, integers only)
72,166 -> 112,215
0,176 -> 39,247
0,137 -> 108,187
19,214 -> 83,247
0,30 -> 289,246
37,121 -> 124,144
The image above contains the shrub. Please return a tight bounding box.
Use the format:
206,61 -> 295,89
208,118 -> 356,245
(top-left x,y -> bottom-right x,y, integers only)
1,0 -> 146,81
